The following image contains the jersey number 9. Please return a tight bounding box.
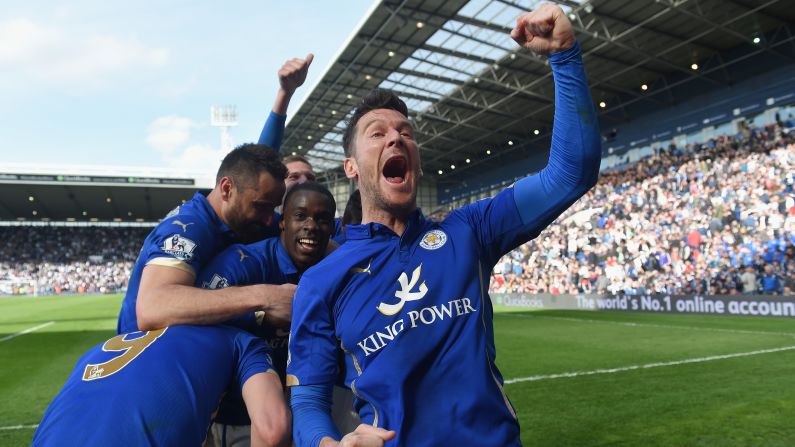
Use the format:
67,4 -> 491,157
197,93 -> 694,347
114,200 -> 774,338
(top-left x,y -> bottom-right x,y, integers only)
82,328 -> 167,381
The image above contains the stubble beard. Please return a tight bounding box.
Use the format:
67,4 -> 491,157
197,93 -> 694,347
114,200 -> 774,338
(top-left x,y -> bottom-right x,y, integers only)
359,176 -> 416,221
227,198 -> 264,243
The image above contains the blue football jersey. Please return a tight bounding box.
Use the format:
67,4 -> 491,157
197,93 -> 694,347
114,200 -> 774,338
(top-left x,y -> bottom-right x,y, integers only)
197,237 -> 298,375
196,238 -> 298,425
287,188 -> 541,447
32,325 -> 274,447
117,193 -> 236,334
331,217 -> 346,245
288,41 -> 599,447
118,110 -> 287,334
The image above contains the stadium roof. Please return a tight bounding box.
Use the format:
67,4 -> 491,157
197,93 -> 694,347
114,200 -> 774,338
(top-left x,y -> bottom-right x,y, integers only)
0,164 -> 209,223
282,0 -> 795,184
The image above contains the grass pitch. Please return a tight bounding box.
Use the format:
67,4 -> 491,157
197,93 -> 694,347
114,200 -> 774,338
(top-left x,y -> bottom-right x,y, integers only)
1,296 -> 794,446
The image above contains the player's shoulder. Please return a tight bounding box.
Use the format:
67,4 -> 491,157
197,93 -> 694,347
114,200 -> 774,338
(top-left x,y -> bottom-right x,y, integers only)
311,241 -> 362,272
154,205 -> 214,239
216,241 -> 262,262
446,187 -> 516,219
234,237 -> 284,270
299,243 -> 363,291
198,241 -> 263,286
163,194 -> 210,219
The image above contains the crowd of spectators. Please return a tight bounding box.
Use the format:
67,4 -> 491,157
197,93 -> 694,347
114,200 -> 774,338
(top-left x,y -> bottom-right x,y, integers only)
489,123 -> 795,296
0,226 -> 150,295
2,123 -> 793,298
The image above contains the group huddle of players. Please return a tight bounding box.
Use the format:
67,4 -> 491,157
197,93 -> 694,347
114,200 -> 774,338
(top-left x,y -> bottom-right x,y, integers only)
32,5 -> 602,447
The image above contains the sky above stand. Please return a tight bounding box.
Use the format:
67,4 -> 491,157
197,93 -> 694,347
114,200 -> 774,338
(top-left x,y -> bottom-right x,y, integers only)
0,0 -> 371,177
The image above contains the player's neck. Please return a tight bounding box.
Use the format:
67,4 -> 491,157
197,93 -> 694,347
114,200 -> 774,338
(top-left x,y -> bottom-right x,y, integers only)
205,188 -> 226,224
362,207 -> 410,237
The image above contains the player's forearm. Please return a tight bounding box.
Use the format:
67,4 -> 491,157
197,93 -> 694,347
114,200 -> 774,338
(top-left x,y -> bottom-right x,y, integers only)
543,41 -> 601,192
250,404 -> 292,447
272,88 -> 293,116
246,371 -> 292,447
291,384 -> 340,447
136,284 -> 264,330
258,110 -> 287,151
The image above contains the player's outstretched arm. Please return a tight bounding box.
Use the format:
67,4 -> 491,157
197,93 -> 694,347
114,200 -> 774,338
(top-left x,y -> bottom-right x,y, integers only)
259,54 -> 314,149
510,3 -> 601,230
135,265 -> 295,330
245,371 -> 292,447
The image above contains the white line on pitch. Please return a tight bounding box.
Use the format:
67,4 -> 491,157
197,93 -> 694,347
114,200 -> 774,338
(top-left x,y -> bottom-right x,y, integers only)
0,424 -> 38,431
503,313 -> 795,338
0,321 -> 55,343
504,345 -> 795,384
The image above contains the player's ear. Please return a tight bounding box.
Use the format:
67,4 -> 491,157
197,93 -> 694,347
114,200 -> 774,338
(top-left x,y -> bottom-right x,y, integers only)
279,213 -> 285,232
219,176 -> 234,201
344,157 -> 358,180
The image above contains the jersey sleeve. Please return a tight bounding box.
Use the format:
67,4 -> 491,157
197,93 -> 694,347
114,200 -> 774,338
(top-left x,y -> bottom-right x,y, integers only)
233,329 -> 276,393
195,243 -> 259,289
291,383 -> 341,447
286,273 -> 339,387
447,42 -> 601,268
258,111 -> 287,152
195,243 -> 261,328
142,216 -> 218,277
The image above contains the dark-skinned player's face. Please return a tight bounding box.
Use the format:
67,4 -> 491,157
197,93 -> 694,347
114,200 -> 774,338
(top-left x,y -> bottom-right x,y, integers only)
279,190 -> 335,272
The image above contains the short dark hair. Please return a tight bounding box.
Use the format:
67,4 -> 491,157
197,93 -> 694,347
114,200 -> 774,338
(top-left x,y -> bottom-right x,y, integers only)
283,182 -> 336,214
282,154 -> 312,167
342,189 -> 362,226
216,144 -> 287,189
342,89 -> 409,157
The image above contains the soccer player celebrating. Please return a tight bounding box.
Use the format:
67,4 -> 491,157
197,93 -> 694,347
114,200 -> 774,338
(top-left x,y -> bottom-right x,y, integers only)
286,4 -> 601,446
116,54 -> 313,335
32,325 -> 290,447
196,183 -> 360,446
116,144 -> 294,334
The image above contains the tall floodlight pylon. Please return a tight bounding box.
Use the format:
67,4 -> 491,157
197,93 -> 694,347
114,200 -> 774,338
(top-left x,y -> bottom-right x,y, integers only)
210,105 -> 238,153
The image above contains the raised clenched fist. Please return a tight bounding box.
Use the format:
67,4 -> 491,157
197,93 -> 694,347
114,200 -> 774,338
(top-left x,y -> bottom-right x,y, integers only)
278,53 -> 314,96
510,3 -> 575,56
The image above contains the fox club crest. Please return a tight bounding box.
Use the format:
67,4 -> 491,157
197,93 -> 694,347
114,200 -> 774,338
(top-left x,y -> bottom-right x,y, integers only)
420,230 -> 447,250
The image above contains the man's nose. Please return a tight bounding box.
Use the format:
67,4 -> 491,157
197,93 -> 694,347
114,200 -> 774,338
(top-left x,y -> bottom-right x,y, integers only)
303,217 -> 319,230
385,128 -> 403,147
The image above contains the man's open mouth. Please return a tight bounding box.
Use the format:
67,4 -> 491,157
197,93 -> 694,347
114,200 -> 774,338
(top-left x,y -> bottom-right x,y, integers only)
382,155 -> 408,184
297,237 -> 319,252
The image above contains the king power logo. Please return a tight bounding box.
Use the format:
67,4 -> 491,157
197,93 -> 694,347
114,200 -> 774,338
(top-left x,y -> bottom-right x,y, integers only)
358,264 -> 477,357
376,264 -> 428,316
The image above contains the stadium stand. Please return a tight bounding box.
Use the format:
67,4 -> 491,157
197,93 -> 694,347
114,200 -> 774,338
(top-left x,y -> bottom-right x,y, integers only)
2,121 -> 792,298
0,226 -> 151,295
489,122 -> 795,296
2,0 -> 794,300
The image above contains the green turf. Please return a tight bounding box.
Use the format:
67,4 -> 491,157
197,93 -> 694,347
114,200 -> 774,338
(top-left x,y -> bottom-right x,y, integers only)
1,296 -> 794,446
495,311 -> 795,447
0,294 -> 122,446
